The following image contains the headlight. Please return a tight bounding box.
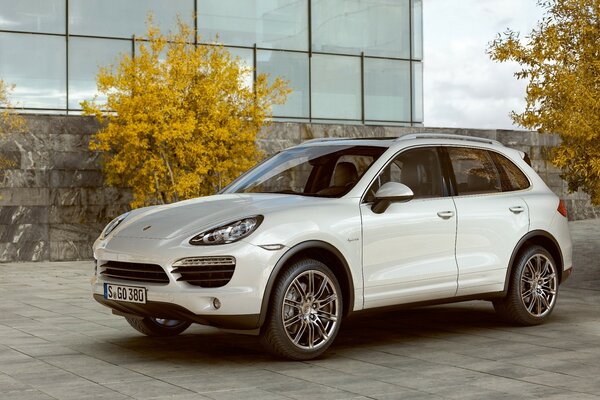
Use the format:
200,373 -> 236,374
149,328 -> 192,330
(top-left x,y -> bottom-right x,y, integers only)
189,216 -> 263,245
101,212 -> 130,239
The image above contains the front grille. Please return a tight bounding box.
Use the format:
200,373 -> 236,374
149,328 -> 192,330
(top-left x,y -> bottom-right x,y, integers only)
100,261 -> 170,284
172,256 -> 236,288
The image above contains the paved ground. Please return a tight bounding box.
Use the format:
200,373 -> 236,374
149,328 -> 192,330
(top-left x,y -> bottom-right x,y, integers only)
0,220 -> 599,400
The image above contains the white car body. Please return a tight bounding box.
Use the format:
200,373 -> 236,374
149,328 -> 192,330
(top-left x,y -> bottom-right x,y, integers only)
92,134 -> 573,351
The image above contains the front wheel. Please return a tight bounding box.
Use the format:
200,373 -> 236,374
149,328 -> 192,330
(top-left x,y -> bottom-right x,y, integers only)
494,245 -> 559,325
260,258 -> 343,360
125,316 -> 191,337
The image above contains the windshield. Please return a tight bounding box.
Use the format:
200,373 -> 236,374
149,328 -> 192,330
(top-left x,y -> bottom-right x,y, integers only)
223,145 -> 386,197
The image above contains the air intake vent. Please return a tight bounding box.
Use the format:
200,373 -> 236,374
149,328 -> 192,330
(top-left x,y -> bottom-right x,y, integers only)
172,256 -> 236,288
100,261 -> 169,284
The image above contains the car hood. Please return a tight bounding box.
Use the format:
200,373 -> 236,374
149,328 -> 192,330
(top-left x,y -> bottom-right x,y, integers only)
112,193 -> 330,240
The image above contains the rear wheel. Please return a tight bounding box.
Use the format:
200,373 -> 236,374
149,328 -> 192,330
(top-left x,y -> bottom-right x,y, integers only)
494,245 -> 559,325
260,258 -> 343,360
125,317 -> 191,337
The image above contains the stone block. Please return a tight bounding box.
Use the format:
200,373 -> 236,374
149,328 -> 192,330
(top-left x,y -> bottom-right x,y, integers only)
0,206 -> 49,224
48,204 -> 128,224
50,241 -> 94,261
51,151 -> 101,170
497,130 -> 537,146
49,170 -> 104,188
0,240 -> 48,261
0,151 -> 22,167
0,223 -> 48,243
0,169 -> 50,188
49,223 -> 103,242
0,188 -> 49,206
49,188 -> 85,206
260,123 -> 302,142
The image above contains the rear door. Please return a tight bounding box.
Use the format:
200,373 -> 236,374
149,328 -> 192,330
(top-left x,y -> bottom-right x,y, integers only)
444,146 -> 530,296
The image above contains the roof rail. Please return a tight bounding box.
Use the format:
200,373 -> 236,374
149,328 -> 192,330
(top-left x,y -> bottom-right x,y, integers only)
397,133 -> 503,146
300,137 -> 397,144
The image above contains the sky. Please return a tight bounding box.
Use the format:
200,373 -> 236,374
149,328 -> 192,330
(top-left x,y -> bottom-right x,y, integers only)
423,0 -> 545,129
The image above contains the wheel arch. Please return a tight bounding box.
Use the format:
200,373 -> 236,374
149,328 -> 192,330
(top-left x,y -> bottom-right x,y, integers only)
504,230 -> 564,293
258,240 -> 355,328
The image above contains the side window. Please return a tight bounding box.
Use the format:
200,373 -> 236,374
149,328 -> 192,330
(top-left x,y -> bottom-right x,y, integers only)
492,152 -> 531,191
366,147 -> 444,201
447,147 -> 501,195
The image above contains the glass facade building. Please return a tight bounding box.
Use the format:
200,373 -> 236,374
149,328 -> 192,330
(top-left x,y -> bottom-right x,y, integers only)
0,0 -> 423,125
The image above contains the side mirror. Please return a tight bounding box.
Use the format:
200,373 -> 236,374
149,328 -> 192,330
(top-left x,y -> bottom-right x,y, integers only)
372,182 -> 414,214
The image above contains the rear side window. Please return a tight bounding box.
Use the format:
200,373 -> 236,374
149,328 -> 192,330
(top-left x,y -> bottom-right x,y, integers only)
492,152 -> 531,191
447,147 -> 502,195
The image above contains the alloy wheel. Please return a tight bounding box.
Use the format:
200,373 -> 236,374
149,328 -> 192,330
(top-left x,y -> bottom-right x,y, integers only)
281,270 -> 340,350
520,254 -> 558,317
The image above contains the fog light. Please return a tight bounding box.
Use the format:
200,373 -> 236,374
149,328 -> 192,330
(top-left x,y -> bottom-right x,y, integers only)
213,298 -> 221,310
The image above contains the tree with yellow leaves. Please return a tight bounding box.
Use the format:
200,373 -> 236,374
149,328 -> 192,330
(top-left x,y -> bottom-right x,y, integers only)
83,19 -> 290,208
488,0 -> 600,204
0,79 -> 25,169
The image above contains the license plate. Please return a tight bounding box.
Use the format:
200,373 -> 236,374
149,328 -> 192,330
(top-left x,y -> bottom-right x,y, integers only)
104,283 -> 146,304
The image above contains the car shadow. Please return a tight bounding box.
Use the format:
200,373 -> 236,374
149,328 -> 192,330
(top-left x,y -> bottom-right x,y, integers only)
104,301 -> 557,364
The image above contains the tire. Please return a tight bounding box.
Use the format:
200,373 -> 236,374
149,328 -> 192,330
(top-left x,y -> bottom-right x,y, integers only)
494,245 -> 559,325
260,258 -> 343,360
125,317 -> 191,337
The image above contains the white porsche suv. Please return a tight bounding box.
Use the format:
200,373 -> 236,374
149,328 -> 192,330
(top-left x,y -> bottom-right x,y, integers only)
92,134 -> 573,360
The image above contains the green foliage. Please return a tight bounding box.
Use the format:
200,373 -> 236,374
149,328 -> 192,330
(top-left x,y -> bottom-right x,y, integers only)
83,18 -> 290,208
488,0 -> 600,204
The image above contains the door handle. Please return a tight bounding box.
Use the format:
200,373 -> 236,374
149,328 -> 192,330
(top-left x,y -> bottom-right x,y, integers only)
437,211 -> 455,219
509,206 -> 525,214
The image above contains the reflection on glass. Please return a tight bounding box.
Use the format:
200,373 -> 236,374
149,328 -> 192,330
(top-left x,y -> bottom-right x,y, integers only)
69,37 -> 130,109
198,0 -> 308,50
364,58 -> 410,122
0,0 -> 65,34
69,0 -> 193,38
257,50 -> 308,118
412,0 -> 423,60
311,55 -> 361,120
412,61 -> 423,123
312,0 -> 410,58
0,32 -> 65,108
227,47 -> 254,91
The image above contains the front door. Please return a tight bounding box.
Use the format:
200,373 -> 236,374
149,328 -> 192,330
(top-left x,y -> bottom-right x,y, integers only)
361,147 -> 458,309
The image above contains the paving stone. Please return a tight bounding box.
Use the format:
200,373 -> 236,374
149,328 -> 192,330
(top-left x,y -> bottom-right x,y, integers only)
0,221 -> 598,399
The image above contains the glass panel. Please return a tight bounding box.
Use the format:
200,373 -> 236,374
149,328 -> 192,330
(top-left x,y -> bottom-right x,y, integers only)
364,58 -> 410,122
412,0 -> 423,60
198,0 -> 308,50
492,152 -> 531,191
0,0 -> 65,34
412,61 -> 423,123
69,37 -> 131,109
312,0 -> 410,58
227,47 -> 254,91
257,50 -> 308,118
224,145 -> 385,198
69,0 -> 193,38
0,32 -> 65,109
311,55 -> 361,120
447,147 -> 502,195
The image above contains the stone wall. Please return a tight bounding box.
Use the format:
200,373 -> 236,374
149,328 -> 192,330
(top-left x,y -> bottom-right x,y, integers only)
0,115 -> 598,262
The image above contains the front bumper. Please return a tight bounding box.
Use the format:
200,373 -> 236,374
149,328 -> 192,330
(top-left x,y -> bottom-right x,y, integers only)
93,294 -> 260,329
92,236 -> 286,329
